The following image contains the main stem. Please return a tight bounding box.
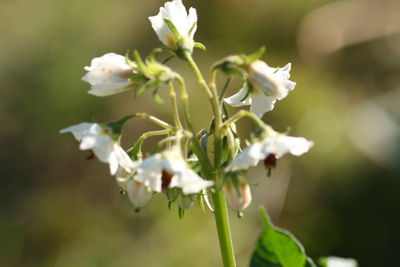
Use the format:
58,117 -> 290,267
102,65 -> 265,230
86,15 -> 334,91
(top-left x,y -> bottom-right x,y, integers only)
185,55 -> 236,267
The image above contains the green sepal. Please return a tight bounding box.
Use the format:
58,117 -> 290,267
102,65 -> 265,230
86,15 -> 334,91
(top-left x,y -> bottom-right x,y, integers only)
133,50 -> 146,72
240,82 -> 253,102
198,193 -> 205,212
194,42 -> 206,51
162,55 -> 175,64
152,88 -> 164,104
250,206 -> 314,267
245,46 -> 266,63
125,50 -> 137,68
127,138 -> 144,160
130,73 -> 149,84
189,22 -> 197,36
102,114 -> 134,140
163,19 -> 180,39
147,48 -> 163,63
178,206 -> 185,220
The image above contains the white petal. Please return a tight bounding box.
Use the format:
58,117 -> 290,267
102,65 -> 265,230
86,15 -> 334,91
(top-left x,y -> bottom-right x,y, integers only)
108,152 -> 119,175
187,7 -> 197,37
275,136 -> 314,157
325,256 -> 358,267
148,12 -> 170,45
248,60 -> 295,100
87,82 -> 132,97
127,180 -> 153,208
224,88 -> 252,107
113,144 -> 138,170
249,92 -> 277,117
134,170 -> 162,192
225,142 -> 265,171
169,168 -> 213,194
223,181 -> 252,211
59,122 -> 93,141
139,153 -> 164,172
82,53 -> 134,97
148,0 -> 196,48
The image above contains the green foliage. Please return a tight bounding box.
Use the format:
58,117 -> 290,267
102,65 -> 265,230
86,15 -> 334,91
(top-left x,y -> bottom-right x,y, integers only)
250,207 -> 315,267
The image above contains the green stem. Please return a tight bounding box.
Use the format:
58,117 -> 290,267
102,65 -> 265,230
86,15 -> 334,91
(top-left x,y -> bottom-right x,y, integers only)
222,110 -> 271,132
212,190 -> 236,267
185,55 -> 236,267
133,113 -> 175,131
168,82 -> 183,130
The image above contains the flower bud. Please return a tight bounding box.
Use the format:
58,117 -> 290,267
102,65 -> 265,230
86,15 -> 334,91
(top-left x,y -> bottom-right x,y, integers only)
223,181 -> 252,211
127,180 -> 153,208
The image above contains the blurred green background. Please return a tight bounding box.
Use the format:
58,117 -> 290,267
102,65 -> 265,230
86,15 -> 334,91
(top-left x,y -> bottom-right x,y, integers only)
1,0 -> 400,266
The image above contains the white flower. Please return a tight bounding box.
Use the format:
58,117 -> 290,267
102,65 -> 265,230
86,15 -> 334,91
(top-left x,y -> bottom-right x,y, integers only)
224,61 -> 295,117
115,165 -> 153,208
126,180 -> 153,208
149,0 -> 197,51
223,181 -> 252,211
325,257 -> 358,267
60,122 -> 134,175
134,147 -> 213,194
82,53 -> 135,97
225,133 -> 313,172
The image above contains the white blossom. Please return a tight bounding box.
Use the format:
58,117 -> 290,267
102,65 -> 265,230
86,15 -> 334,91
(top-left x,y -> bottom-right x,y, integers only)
223,181 -> 252,211
60,122 -> 134,175
82,53 -> 135,97
149,0 -> 197,51
226,133 -> 313,172
325,257 -> 358,267
134,147 -> 213,194
126,180 -> 153,208
224,61 -> 295,117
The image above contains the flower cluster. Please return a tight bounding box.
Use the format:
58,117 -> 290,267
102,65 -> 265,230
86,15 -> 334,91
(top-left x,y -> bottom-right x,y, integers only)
61,0 -> 312,216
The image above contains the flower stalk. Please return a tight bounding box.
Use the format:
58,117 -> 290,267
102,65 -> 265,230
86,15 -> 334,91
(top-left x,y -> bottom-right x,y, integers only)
60,1 -> 314,266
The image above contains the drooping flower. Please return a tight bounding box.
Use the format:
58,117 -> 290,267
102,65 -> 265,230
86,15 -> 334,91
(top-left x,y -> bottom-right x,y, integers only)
224,61 -> 295,117
116,166 -> 153,208
134,147 -> 213,194
225,132 -> 313,172
60,122 -> 134,175
223,180 -> 252,211
82,53 -> 136,97
149,0 -> 197,53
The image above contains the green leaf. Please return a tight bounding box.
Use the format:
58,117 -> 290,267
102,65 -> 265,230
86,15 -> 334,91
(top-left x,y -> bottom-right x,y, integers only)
163,19 -> 180,38
250,207 -> 312,267
246,46 -> 266,63
194,42 -> 206,51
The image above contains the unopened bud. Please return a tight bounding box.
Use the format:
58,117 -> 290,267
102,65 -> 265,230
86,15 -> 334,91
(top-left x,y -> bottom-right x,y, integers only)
223,181 -> 252,211
127,180 -> 153,208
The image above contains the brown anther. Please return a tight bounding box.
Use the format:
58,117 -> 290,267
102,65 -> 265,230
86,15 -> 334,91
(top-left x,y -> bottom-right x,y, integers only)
263,154 -> 277,169
263,154 -> 277,177
161,170 -> 174,190
86,150 -> 96,160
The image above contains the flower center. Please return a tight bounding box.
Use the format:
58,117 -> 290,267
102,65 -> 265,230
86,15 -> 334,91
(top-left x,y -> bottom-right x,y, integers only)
161,169 -> 174,190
